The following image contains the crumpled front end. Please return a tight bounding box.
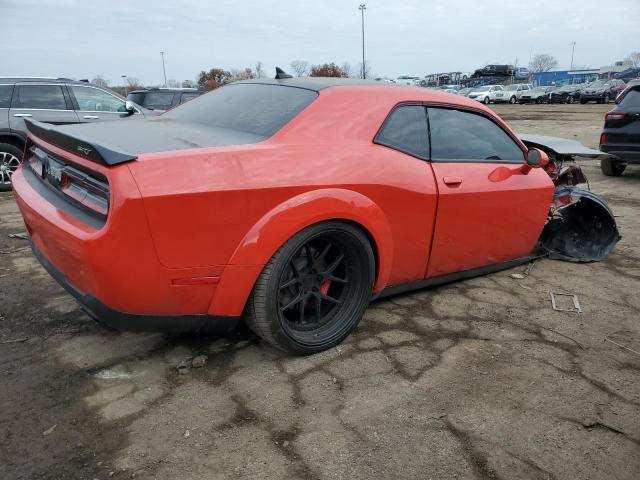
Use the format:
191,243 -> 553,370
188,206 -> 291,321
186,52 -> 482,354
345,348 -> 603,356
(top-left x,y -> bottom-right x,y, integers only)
519,133 -> 621,262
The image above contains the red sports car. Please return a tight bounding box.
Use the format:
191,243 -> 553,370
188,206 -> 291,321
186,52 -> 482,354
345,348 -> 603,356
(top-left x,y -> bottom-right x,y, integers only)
12,71 -> 619,354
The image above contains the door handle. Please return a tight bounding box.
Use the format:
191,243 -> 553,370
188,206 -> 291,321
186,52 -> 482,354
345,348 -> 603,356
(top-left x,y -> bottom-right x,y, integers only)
83,115 -> 99,119
443,176 -> 463,186
13,113 -> 32,117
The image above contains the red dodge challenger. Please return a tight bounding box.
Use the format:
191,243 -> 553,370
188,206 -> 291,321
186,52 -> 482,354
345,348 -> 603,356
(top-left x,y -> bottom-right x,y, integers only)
12,71 -> 619,354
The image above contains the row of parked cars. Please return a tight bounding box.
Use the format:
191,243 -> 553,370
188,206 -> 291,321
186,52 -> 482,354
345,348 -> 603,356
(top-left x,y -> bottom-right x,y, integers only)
437,78 -> 629,105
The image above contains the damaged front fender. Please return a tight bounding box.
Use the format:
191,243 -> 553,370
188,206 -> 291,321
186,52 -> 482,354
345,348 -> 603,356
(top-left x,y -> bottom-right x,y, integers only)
539,186 -> 621,262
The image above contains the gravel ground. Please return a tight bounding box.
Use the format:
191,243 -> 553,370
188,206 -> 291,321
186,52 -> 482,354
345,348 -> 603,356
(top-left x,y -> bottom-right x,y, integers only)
1,103 -> 639,480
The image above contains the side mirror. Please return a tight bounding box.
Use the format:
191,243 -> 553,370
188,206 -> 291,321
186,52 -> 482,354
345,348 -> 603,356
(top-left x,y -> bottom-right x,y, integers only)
124,100 -> 136,115
522,148 -> 549,174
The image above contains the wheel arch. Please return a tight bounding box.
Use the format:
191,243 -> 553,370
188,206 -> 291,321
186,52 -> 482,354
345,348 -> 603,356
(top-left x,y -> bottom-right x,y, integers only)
208,188 -> 394,317
0,131 -> 26,153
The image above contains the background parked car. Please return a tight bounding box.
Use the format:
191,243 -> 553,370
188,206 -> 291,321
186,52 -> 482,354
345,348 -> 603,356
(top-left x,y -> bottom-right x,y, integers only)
580,79 -> 626,104
394,76 -> 421,86
468,85 -> 504,104
126,87 -> 203,112
518,86 -> 555,104
471,65 -> 514,77
548,84 -> 584,104
494,83 -> 533,104
0,77 -> 153,191
599,84 -> 640,176
514,67 -> 530,80
458,87 -> 474,97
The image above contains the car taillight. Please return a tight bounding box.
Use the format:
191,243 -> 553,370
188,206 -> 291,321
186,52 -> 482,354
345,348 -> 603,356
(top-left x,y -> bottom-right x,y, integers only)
605,112 -> 627,121
60,170 -> 109,216
600,133 -> 606,146
27,145 -> 110,218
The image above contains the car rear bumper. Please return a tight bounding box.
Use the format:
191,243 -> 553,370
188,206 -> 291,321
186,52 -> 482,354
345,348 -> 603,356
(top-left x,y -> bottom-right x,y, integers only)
600,144 -> 640,163
31,243 -> 238,333
581,94 -> 606,101
12,164 -> 239,331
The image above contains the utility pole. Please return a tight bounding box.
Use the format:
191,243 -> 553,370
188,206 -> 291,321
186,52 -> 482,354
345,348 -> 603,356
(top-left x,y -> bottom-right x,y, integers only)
160,51 -> 167,86
569,41 -> 576,71
358,4 -> 366,79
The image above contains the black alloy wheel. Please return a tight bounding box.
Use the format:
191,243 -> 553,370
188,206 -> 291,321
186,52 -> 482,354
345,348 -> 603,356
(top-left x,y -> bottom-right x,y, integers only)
245,221 -> 374,354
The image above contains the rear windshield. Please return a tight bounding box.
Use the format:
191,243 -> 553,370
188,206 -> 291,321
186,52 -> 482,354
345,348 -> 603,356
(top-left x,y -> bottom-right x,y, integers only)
164,83 -> 318,138
619,88 -> 640,109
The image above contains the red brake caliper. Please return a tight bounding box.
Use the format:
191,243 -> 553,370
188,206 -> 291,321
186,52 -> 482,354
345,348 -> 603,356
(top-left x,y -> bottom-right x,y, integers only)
320,280 -> 331,295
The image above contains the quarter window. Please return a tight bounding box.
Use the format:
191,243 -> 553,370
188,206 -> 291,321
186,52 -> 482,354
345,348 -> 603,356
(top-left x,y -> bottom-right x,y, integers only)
428,107 -> 524,162
375,105 -> 429,158
13,85 -> 68,110
71,86 -> 126,112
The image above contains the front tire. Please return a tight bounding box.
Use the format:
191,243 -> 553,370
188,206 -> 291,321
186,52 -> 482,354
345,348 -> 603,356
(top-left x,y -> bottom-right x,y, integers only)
509,96 -> 517,104
601,157 -> 626,176
483,96 -> 490,104
0,143 -> 23,192
566,96 -> 574,104
244,221 -> 375,355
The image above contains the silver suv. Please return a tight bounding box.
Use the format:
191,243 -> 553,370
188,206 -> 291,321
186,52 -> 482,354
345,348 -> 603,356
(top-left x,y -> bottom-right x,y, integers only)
0,77 -> 152,191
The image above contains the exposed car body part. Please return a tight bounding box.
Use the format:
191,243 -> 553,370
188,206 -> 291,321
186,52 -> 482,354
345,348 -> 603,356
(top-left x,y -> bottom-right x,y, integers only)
519,133 -> 621,262
539,186 -> 620,262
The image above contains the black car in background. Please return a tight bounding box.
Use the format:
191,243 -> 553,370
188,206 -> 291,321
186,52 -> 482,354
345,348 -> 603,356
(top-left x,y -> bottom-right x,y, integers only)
471,64 -> 514,78
580,79 -> 626,104
599,84 -> 640,176
126,88 -> 203,112
548,84 -> 583,104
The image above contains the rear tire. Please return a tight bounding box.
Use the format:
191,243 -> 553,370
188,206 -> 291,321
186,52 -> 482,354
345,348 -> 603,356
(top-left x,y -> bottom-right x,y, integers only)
244,221 -> 375,355
0,143 -> 23,192
509,96 -> 516,104
601,157 -> 626,176
566,96 -> 574,104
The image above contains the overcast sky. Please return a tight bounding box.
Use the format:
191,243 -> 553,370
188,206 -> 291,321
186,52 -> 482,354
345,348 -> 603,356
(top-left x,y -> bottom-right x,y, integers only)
1,0 -> 638,85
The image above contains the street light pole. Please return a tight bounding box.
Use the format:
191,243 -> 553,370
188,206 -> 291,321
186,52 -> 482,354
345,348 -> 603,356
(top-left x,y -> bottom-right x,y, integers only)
569,41 -> 576,71
358,4 -> 366,79
121,75 -> 128,95
160,51 -> 167,86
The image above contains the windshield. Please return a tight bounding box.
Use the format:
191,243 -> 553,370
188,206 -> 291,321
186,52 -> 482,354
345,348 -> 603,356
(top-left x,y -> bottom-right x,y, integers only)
505,85 -> 518,91
163,83 -> 318,138
476,86 -> 492,92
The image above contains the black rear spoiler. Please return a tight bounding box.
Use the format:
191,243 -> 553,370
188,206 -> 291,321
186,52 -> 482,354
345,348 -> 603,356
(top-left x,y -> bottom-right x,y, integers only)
25,119 -> 137,166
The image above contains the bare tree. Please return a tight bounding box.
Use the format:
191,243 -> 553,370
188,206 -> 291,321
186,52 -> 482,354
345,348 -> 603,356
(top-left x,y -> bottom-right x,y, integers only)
341,62 -> 353,78
126,77 -> 143,90
90,75 -> 109,88
356,61 -> 372,79
255,61 -> 266,78
230,68 -> 256,81
290,60 -> 309,77
182,79 -> 196,88
197,69 -> 232,90
529,53 -> 558,73
625,51 -> 640,68
166,79 -> 181,88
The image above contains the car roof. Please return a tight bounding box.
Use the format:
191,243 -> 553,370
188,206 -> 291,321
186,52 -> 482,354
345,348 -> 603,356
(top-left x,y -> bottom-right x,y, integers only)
232,77 -> 385,92
0,77 -> 91,86
128,87 -> 201,93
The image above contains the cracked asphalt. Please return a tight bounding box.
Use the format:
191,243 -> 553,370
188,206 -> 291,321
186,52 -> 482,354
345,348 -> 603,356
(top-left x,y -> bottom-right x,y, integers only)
1,103 -> 639,480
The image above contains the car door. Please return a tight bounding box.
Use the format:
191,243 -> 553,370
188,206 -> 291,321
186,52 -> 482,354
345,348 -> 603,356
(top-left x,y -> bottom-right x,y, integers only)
68,84 -> 130,123
9,83 -> 79,134
425,106 -> 554,278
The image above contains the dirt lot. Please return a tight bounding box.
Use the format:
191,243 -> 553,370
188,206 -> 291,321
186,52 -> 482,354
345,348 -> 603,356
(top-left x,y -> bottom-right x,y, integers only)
1,103 -> 639,480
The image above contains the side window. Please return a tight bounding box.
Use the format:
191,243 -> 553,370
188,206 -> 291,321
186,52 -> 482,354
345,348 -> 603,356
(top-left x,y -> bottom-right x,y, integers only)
428,108 -> 524,162
71,86 -> 126,112
0,85 -> 13,108
143,92 -> 175,110
12,85 -> 68,110
375,105 -> 429,158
